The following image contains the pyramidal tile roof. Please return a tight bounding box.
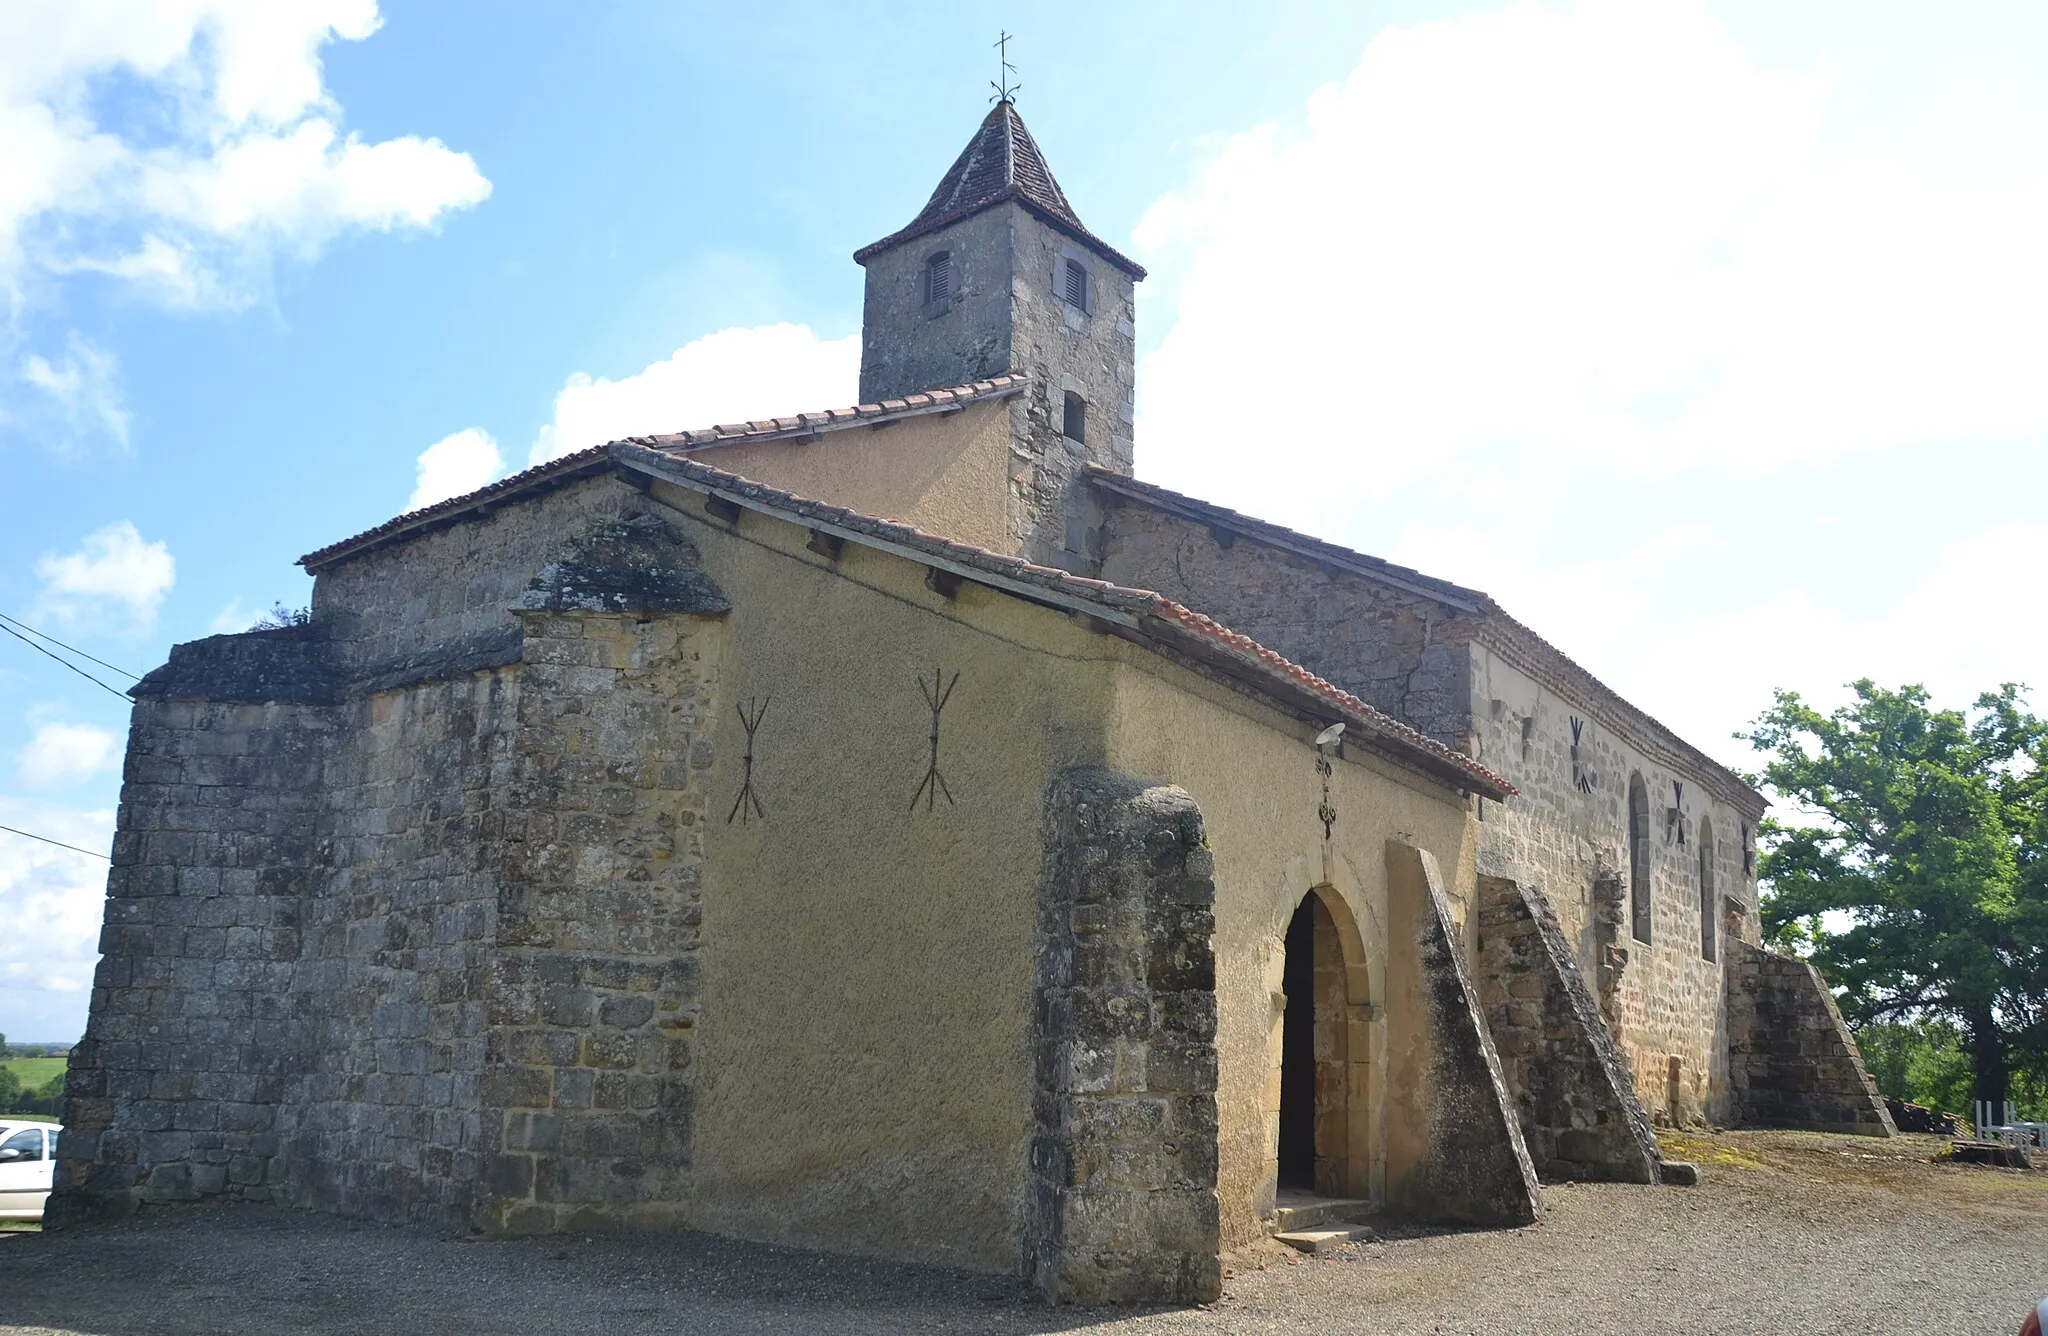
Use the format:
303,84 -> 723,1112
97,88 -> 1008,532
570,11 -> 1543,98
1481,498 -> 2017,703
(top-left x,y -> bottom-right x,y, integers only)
854,101 -> 1146,278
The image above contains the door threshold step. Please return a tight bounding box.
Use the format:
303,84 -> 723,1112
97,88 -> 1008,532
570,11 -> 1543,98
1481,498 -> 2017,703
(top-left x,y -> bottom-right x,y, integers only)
1273,1225 -> 1377,1257
1272,1194 -> 1373,1233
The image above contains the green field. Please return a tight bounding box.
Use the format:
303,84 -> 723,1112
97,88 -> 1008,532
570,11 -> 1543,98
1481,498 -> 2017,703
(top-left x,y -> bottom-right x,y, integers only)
4,1057 -> 66,1089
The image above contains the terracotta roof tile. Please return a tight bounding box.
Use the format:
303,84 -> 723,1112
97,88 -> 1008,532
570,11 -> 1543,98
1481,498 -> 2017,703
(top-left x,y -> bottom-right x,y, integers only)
296,440 -> 1511,801
640,374 -> 1026,454
1086,466 -> 1762,810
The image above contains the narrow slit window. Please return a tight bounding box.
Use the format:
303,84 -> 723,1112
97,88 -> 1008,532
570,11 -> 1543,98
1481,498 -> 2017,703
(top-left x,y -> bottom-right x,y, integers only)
925,252 -> 952,305
1062,391 -> 1086,445
1062,258 -> 1087,310
1628,773 -> 1652,945
1698,819 -> 1717,962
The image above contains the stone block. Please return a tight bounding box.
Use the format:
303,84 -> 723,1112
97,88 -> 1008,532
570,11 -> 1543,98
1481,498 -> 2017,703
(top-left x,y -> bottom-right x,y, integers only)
482,1067 -> 552,1109
598,994 -> 654,1029
488,1153 -> 534,1198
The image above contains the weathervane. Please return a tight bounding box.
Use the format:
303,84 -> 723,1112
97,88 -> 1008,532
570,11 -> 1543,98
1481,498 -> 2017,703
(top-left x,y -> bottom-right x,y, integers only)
991,30 -> 1020,104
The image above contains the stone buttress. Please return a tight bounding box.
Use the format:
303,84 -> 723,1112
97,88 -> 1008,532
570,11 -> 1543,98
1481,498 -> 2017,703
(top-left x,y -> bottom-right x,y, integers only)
1028,769 -> 1221,1305
1475,876 -> 1660,1184
52,515 -> 732,1230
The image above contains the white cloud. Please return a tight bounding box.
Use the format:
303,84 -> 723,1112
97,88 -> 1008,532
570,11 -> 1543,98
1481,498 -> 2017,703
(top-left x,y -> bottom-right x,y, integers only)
1133,0 -> 2048,532
1380,511 -> 2048,776
14,721 -> 120,789
1121,0 -> 2048,784
0,1 -> 489,452
0,799 -> 113,1038
0,1 -> 491,311
1636,521 -> 2048,758
529,323 -> 860,466
208,596 -> 251,634
409,426 -> 503,511
18,333 -> 129,448
32,520 -> 175,635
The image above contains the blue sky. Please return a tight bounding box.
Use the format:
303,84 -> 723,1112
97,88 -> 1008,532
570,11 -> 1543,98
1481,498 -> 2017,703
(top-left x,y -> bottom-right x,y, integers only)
3,0 -> 2046,1041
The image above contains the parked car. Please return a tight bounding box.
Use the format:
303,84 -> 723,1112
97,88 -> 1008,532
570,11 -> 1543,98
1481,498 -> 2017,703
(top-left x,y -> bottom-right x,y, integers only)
0,1121 -> 60,1222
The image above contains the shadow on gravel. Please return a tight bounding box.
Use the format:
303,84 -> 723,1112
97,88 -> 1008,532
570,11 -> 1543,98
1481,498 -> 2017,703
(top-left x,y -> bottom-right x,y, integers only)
0,1204 -> 1178,1336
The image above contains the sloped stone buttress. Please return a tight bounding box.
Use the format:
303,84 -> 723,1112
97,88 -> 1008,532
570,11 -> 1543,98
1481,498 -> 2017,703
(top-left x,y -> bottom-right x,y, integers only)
1475,876 -> 1660,1184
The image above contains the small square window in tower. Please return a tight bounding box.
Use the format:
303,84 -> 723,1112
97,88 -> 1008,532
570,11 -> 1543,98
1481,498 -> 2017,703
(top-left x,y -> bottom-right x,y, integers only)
1062,391 -> 1086,445
925,252 -> 951,306
1062,258 -> 1087,311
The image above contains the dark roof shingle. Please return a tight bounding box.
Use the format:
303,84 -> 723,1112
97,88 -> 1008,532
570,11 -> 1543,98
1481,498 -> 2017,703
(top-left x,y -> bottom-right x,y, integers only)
853,101 -> 1146,278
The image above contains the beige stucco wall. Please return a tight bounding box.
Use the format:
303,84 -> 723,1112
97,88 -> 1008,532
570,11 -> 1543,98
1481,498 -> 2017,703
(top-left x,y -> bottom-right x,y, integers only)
307,463 -> 1487,1268
681,397 -> 1015,555
1101,664 -> 1480,1251
641,476 -> 1118,1271
643,474 -> 1482,1264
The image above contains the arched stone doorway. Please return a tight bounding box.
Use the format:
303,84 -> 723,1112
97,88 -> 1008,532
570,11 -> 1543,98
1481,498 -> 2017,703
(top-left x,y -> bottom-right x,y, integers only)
1274,887 -> 1373,1200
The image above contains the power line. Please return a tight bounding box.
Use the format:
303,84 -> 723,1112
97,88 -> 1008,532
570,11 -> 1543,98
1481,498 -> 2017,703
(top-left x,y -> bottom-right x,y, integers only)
0,620 -> 134,703
0,823 -> 110,861
0,612 -> 139,681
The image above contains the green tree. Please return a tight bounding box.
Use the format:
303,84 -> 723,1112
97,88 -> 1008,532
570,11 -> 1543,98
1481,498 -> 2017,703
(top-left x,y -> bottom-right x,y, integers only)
1858,1019 -> 1976,1113
1744,680 -> 2048,1107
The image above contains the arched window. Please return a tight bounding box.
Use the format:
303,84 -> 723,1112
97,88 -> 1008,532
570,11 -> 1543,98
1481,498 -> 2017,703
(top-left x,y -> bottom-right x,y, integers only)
1698,818 -> 1716,962
924,251 -> 952,305
1627,774 -> 1652,944
1062,257 -> 1088,310
1062,390 -> 1086,445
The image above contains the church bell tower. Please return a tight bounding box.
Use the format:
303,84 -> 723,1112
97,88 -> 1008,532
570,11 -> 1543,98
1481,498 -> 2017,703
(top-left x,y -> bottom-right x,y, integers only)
853,99 -> 1146,543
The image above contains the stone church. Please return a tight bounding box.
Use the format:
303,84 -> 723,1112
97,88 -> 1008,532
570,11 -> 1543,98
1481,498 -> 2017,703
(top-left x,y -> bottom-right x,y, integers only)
53,100 -> 1892,1303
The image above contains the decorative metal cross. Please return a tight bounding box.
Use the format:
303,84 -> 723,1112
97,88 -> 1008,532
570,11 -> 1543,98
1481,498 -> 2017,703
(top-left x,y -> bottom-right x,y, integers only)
991,30 -> 1020,104
1570,715 -> 1598,794
910,668 -> 960,812
727,696 -> 769,824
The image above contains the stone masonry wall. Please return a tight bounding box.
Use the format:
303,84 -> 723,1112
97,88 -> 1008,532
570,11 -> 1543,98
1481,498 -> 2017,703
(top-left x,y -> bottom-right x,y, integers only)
1467,646 -> 1762,1128
857,198 -> 1136,569
1006,209 -> 1137,567
1085,493 -> 1768,1131
1090,503 -> 1473,745
1725,940 -> 1895,1137
480,606 -> 719,1233
858,205 -> 1017,406
56,508 -> 731,1233
52,629 -> 337,1221
1475,876 -> 1659,1184
1027,769 -> 1220,1306
282,667 -> 515,1229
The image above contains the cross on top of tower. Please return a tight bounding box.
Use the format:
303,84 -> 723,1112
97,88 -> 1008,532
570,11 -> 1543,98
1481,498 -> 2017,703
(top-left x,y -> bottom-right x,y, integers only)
991,30 -> 1020,105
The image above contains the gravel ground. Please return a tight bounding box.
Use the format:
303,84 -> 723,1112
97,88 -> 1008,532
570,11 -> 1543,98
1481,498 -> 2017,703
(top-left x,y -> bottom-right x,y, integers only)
1,1131 -> 2044,1336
